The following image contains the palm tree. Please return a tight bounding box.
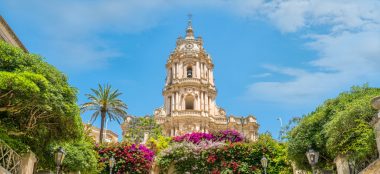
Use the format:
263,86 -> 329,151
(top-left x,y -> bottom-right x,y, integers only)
81,84 -> 128,143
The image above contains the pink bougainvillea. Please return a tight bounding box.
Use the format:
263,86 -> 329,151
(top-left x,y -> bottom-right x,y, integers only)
214,129 -> 244,142
173,132 -> 214,144
96,143 -> 155,174
173,129 -> 243,144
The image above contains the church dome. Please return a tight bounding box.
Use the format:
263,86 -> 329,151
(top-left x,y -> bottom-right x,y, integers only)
174,15 -> 204,53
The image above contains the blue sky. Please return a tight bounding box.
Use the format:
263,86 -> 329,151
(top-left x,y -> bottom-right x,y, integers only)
2,0 -> 380,140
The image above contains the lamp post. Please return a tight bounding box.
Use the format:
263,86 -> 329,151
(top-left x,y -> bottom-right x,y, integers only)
109,156 -> 115,174
54,147 -> 66,174
261,156 -> 268,174
306,148 -> 319,174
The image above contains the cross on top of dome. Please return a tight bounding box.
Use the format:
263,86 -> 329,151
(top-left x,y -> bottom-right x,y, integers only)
186,13 -> 194,39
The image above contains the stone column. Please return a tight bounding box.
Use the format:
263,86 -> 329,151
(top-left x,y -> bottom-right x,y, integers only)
208,69 -> 211,82
199,63 -> 202,78
172,65 -> 175,79
171,94 -> 175,113
179,63 -> 183,79
371,96 -> 380,156
203,63 -> 206,78
203,64 -> 208,80
197,94 -> 200,110
173,93 -> 176,111
334,154 -> 349,174
175,63 -> 179,78
183,64 -> 185,78
200,92 -> 204,112
210,70 -> 214,85
176,92 -> 179,110
208,97 -> 212,113
196,62 -> 200,78
20,151 -> 37,174
205,94 -> 209,112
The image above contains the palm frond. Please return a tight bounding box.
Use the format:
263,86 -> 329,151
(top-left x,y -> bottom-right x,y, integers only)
81,83 -> 128,127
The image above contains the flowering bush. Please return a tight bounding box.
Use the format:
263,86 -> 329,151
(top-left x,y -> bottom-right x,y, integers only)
156,141 -> 226,173
214,129 -> 244,142
173,132 -> 214,144
96,143 -> 155,174
156,133 -> 292,174
172,130 -> 243,144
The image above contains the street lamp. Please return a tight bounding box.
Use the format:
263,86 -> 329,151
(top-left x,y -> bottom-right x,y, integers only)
54,147 -> 66,174
261,156 -> 268,174
306,148 -> 319,174
109,156 -> 116,174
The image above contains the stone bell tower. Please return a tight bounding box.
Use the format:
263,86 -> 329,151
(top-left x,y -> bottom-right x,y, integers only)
152,16 -> 259,140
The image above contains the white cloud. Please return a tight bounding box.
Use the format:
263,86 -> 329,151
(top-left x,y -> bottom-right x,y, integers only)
251,73 -> 272,78
245,0 -> 380,105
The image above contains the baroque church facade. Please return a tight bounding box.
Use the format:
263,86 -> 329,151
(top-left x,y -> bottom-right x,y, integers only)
122,18 -> 259,141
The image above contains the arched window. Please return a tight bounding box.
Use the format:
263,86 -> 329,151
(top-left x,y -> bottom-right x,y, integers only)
185,95 -> 194,110
187,66 -> 193,78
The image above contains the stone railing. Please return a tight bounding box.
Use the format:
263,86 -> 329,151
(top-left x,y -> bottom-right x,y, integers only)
0,140 -> 21,174
177,78 -> 201,84
176,110 -> 202,117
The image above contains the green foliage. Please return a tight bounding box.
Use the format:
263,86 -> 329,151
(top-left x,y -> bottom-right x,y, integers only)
52,139 -> 100,174
287,85 -> 379,170
81,84 -> 128,143
123,116 -> 162,143
0,41 -> 84,169
146,135 -> 172,153
0,125 -> 30,153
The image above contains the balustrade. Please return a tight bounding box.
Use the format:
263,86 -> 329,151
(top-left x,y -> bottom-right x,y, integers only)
0,140 -> 21,174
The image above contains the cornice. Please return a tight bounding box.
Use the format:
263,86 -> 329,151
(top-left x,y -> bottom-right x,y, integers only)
0,16 -> 28,52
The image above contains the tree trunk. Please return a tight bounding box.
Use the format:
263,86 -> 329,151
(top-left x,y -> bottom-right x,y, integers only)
99,111 -> 106,144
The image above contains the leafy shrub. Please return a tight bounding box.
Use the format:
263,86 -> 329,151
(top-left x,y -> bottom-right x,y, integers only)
146,135 -> 172,154
287,85 -> 380,170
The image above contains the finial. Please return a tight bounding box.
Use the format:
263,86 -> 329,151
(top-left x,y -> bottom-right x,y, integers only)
186,13 -> 194,38
187,13 -> 192,27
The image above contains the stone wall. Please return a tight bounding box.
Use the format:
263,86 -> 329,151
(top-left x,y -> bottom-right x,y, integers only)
359,96 -> 380,173
334,154 -> 349,174
0,166 -> 11,174
20,152 -> 37,174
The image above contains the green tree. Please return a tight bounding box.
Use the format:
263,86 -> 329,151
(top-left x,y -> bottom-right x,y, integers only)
81,84 -> 128,143
0,41 -> 84,168
123,116 -> 162,143
287,85 -> 379,171
52,136 -> 100,174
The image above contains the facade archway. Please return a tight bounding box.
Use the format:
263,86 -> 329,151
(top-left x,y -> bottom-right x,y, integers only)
185,95 -> 195,110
